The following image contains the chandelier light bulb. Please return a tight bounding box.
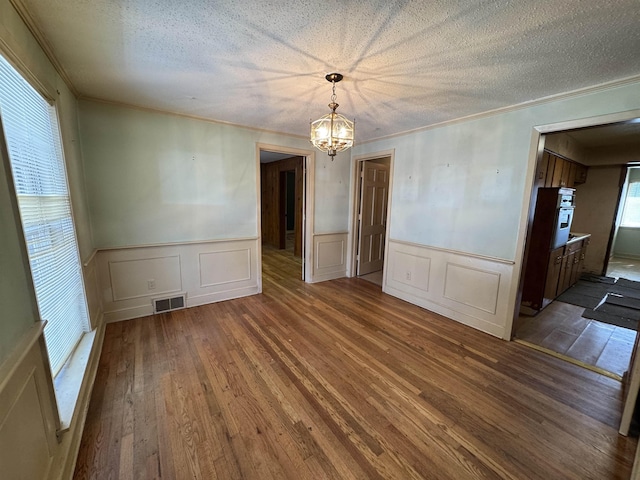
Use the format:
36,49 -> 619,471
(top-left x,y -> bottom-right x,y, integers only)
310,73 -> 355,158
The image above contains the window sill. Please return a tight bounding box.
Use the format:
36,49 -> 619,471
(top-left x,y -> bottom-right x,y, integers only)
53,330 -> 96,430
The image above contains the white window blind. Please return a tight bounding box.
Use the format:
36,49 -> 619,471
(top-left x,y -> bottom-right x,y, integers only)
0,55 -> 89,376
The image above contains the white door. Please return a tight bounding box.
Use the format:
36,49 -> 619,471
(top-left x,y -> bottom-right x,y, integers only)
357,161 -> 389,276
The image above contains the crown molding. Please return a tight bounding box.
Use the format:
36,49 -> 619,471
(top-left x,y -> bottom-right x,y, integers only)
9,0 -> 78,97
360,74 -> 640,146
79,95 -> 310,141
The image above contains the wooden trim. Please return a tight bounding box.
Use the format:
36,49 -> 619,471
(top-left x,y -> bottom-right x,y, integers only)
7,0 -> 78,97
82,97 -> 309,140
82,249 -> 98,267
513,339 -> 623,381
94,236 -> 260,253
388,238 -> 516,265
0,320 -> 45,393
358,80 -> 640,145
350,150 -> 395,280
0,24 -> 56,102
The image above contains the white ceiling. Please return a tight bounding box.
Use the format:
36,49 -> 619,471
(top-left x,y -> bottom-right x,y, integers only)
18,0 -> 640,142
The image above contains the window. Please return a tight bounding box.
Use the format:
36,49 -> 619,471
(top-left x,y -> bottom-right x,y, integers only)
621,168 -> 640,228
0,55 -> 89,376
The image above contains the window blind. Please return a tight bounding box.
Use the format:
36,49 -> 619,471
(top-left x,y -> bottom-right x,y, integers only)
0,55 -> 89,376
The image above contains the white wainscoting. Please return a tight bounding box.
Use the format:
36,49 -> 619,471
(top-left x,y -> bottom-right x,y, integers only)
82,252 -> 103,331
384,240 -> 515,338
311,232 -> 348,283
97,238 -> 260,322
0,323 -> 58,480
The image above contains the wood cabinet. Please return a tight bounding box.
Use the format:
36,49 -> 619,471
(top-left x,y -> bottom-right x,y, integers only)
536,150 -> 588,188
524,234 -> 590,313
543,246 -> 565,305
546,235 -> 591,302
560,237 -> 589,294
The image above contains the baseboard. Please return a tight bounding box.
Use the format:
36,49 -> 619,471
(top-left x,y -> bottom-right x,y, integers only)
384,283 -> 506,338
104,304 -> 153,323
188,286 -> 260,307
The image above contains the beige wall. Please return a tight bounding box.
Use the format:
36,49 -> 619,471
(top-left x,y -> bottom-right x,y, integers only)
572,166 -> 624,274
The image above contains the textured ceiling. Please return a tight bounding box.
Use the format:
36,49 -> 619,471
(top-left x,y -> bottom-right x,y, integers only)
19,0 -> 640,142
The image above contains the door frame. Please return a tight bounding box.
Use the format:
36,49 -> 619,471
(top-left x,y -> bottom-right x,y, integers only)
349,149 -> 395,282
256,143 -> 316,284
509,108 -> 640,339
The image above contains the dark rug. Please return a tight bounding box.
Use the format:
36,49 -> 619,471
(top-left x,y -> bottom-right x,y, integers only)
556,276 -> 615,309
557,275 -> 640,329
582,293 -> 640,330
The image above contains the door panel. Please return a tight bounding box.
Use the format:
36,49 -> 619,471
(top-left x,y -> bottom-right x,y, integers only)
357,161 -> 389,275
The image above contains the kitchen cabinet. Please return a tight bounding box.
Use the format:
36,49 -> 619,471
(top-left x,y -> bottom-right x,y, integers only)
543,246 -> 565,304
562,236 -> 589,292
536,150 -> 588,188
523,233 -> 590,313
556,235 -> 591,297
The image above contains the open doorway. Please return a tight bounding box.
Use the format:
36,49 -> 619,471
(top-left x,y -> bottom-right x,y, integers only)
514,118 -> 640,384
259,147 -> 308,282
352,155 -> 392,287
607,166 -> 640,281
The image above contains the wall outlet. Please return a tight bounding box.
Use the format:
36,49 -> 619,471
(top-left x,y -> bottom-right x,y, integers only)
406,271 -> 411,281
148,279 -> 156,290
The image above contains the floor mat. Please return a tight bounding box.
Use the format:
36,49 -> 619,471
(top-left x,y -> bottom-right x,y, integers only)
556,278 -> 614,309
582,293 -> 640,330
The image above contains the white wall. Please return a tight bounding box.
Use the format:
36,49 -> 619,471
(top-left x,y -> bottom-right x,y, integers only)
356,80 -> 640,338
79,100 -> 352,248
314,150 -> 351,234
78,100 -> 353,315
614,227 -> 640,259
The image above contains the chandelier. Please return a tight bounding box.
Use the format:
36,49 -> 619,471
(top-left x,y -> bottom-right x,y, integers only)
310,73 -> 355,158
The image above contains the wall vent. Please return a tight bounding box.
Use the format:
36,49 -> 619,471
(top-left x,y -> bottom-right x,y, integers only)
153,293 -> 186,314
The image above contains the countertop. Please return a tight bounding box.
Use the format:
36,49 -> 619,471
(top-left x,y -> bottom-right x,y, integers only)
567,232 -> 591,245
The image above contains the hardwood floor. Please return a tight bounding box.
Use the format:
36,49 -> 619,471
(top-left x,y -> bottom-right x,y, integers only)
74,247 -> 637,479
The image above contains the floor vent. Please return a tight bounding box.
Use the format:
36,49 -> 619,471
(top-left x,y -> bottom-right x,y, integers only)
153,294 -> 186,314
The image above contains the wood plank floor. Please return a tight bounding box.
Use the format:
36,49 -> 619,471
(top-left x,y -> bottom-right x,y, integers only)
74,246 -> 638,479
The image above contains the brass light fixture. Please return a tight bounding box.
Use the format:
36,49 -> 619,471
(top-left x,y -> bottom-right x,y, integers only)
310,73 -> 355,158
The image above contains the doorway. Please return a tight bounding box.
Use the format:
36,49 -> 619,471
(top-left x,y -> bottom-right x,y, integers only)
352,155 -> 392,287
514,116 -> 640,382
259,147 -> 308,281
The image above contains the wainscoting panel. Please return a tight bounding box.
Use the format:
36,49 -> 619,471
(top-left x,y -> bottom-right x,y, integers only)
389,249 -> 431,295
384,240 -> 515,338
109,256 -> 182,301
97,238 -> 260,322
199,248 -> 251,287
0,325 -> 57,480
82,253 -> 103,331
443,263 -> 500,314
312,233 -> 348,282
